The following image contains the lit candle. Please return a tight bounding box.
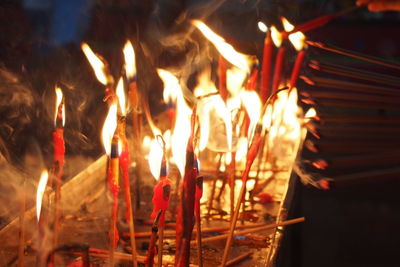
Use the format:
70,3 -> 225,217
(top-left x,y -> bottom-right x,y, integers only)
53,86 -> 65,248
271,26 -> 286,94
101,103 -> 119,266
258,22 -> 273,102
281,17 -> 307,90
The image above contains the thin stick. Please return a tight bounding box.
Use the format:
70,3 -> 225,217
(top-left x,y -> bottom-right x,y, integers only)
191,217 -> 305,245
226,251 -> 253,266
220,125 -> 263,267
18,181 -> 25,267
307,41 -> 400,71
125,222 -> 267,238
123,171 -> 138,267
196,207 -> 203,267
157,226 -> 164,267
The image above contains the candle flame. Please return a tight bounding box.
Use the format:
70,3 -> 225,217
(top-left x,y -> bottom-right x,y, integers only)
235,137 -> 248,162
270,26 -> 282,47
195,69 -> 232,151
102,103 -> 118,155
115,77 -> 126,116
258,21 -> 268,33
240,90 -> 261,139
81,43 -> 108,85
148,137 -> 164,180
36,170 -> 49,221
191,20 -> 251,73
281,17 -> 306,51
54,86 -> 65,127
123,40 -> 137,80
157,69 -> 192,177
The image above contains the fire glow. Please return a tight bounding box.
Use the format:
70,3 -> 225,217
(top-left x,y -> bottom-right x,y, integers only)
36,170 -> 49,222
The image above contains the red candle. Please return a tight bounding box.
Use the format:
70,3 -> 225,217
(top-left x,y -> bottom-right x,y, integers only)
289,49 -> 306,90
260,30 -> 273,102
108,133 -> 120,265
272,47 -> 286,94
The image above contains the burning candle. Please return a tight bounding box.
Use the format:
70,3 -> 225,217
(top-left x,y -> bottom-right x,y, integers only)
271,26 -> 286,94
53,86 -> 65,248
101,103 -> 120,265
149,138 -> 171,267
281,18 -> 307,90
258,22 -> 273,103
36,170 -> 49,266
115,76 -> 138,267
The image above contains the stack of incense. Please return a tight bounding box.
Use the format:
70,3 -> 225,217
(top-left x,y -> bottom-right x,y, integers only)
298,40 -> 400,188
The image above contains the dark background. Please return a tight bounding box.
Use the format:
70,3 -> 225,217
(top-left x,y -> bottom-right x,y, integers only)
1,0 -> 400,266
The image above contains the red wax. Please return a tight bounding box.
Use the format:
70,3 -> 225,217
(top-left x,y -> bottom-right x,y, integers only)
151,178 -> 171,227
272,47 -> 286,94
260,31 -> 273,103
289,50 -> 306,90
119,141 -> 131,221
53,128 -> 65,167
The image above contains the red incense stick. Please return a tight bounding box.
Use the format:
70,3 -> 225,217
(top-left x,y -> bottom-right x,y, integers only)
175,108 -> 197,267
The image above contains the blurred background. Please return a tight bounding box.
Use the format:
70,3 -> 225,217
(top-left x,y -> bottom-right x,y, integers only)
0,0 -> 400,266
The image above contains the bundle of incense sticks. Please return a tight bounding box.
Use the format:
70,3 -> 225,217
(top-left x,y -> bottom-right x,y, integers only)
298,40 -> 400,188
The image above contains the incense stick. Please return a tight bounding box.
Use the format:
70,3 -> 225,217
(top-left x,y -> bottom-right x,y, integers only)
226,251 -> 253,266
190,217 -> 305,245
307,41 -> 400,71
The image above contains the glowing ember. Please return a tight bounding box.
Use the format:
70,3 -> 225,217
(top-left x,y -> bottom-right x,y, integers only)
102,103 -> 118,155
36,170 -> 49,221
258,21 -> 268,33
191,20 -> 251,72
54,86 -> 65,127
115,77 -> 126,116
304,108 -> 318,122
123,40 -> 137,80
81,43 -> 108,85
281,17 -> 306,51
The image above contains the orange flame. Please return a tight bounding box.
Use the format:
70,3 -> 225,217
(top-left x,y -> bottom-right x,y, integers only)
270,26 -> 282,47
191,20 -> 251,73
36,170 -> 49,221
281,17 -> 306,51
195,70 -> 232,151
123,40 -> 136,80
81,43 -> 108,85
54,86 -> 65,127
115,77 -> 126,116
148,137 -> 164,180
258,21 -> 268,33
102,103 -> 118,155
157,69 -> 192,177
240,90 -> 261,139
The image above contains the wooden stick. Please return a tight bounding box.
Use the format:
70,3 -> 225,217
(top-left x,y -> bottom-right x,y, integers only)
221,126 -> 263,266
196,211 -> 203,267
124,222 -> 267,238
191,217 -> 305,245
157,226 -> 164,267
226,251 -> 253,266
307,41 -> 400,71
